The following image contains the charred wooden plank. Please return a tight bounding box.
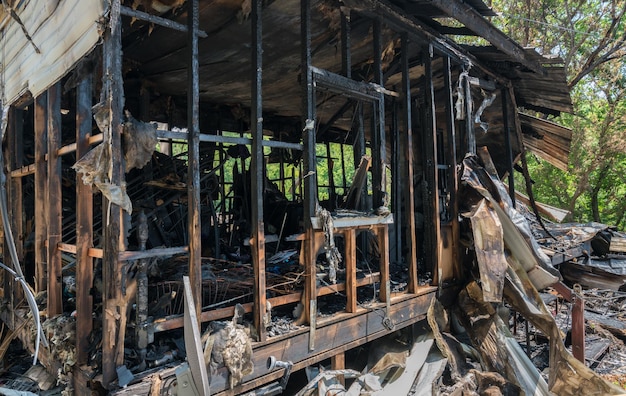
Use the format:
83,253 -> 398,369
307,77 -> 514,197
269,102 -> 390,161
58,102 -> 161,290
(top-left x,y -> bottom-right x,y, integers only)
34,93 -> 48,293
75,74 -> 94,365
401,34 -> 419,293
101,0 -> 127,386
187,0 -> 202,327
251,0 -> 267,342
47,82 -> 63,317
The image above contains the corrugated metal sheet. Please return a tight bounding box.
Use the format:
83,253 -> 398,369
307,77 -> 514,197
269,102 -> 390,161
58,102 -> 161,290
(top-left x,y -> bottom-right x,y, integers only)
0,0 -> 107,105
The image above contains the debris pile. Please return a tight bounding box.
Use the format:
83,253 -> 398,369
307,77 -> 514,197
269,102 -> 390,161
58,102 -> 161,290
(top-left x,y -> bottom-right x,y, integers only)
294,151 -> 625,395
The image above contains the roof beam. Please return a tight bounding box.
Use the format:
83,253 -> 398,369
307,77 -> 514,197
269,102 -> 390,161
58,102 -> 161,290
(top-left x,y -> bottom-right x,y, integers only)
427,0 -> 545,74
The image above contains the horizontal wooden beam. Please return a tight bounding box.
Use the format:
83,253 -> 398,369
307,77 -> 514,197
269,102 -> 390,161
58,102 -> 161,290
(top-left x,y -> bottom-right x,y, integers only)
427,0 -> 545,74
10,164 -> 35,177
152,273 -> 384,332
120,5 -> 208,38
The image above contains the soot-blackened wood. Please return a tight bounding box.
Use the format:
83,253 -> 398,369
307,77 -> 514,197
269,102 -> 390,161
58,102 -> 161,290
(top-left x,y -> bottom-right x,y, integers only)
371,18 -> 386,209
102,0 -> 126,387
251,0 -> 267,342
47,82 -> 63,317
392,100 -> 402,267
442,56 -> 460,280
34,93 -> 48,294
427,0 -> 544,75
187,0 -> 202,324
8,108 -> 24,304
301,0 -> 317,328
341,10 -> 351,79
76,75 -> 94,365
345,228 -> 357,313
401,34 -> 418,293
422,49 -> 440,284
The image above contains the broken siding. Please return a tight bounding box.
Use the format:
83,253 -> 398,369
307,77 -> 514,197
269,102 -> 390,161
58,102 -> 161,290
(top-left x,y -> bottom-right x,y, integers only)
519,112 -> 572,171
1,0 -> 106,105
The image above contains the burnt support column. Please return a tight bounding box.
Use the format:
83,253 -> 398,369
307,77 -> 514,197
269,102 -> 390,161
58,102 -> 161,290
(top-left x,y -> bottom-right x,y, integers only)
422,47 -> 440,284
443,56 -> 460,281
136,211 -> 149,366
102,0 -> 127,386
401,35 -> 418,293
76,74 -> 94,365
301,0 -> 318,339
187,0 -> 202,323
392,100 -> 402,266
47,82 -> 63,317
34,94 -> 48,294
371,18 -> 386,209
7,108 -> 24,306
251,0 -> 267,342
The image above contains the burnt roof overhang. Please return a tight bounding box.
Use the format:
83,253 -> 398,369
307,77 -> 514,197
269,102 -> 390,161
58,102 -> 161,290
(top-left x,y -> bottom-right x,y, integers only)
120,0 -> 572,127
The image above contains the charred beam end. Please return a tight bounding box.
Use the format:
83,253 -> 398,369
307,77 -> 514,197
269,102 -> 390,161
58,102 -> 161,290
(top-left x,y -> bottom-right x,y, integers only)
427,0 -> 545,75
310,66 -> 395,102
119,5 -> 208,38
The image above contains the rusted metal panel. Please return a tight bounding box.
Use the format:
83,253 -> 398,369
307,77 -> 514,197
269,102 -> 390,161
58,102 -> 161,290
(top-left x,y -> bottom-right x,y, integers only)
1,0 -> 107,105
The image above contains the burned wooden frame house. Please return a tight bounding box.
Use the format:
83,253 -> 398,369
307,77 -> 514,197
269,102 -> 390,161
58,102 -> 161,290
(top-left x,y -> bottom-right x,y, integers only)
0,0 -> 602,394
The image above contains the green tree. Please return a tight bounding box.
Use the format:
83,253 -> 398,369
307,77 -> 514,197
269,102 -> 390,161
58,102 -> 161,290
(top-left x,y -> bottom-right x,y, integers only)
491,0 -> 626,227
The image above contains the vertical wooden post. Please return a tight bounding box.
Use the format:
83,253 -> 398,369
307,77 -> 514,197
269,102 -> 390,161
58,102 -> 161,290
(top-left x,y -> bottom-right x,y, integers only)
391,100 -> 402,267
7,108 -> 24,304
442,56 -> 460,280
251,0 -> 267,341
378,226 -> 390,303
371,18 -> 386,209
9,108 -> 23,262
301,0 -> 317,333
102,0 -> 126,386
34,93 -> 48,294
331,351 -> 346,386
187,0 -> 202,324
422,48 -> 440,284
344,229 -> 356,313
75,75 -> 94,365
47,82 -> 63,317
401,34 -> 418,293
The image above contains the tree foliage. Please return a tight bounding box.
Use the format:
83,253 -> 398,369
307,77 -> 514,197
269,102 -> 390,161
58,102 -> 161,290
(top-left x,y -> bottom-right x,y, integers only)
490,0 -> 626,227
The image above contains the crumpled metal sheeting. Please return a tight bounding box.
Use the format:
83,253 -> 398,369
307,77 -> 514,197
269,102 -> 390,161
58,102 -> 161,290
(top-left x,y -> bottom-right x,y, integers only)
72,107 -> 158,214
123,110 -> 158,172
504,255 -> 624,394
461,153 -> 560,290
468,199 -> 508,302
72,143 -> 133,213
